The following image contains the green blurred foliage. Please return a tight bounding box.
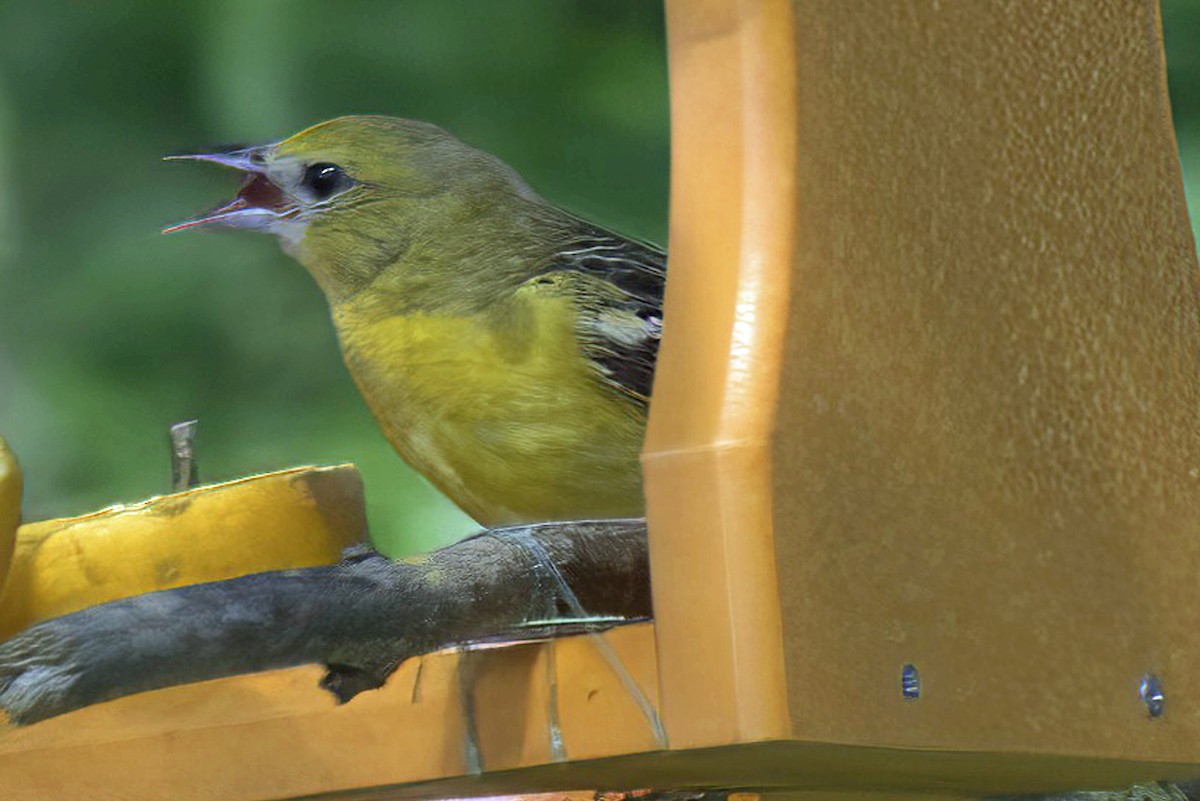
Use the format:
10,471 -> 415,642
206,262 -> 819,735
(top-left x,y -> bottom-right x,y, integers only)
1163,0 -> 1200,214
2,3 -> 1200,559
0,1 -> 668,555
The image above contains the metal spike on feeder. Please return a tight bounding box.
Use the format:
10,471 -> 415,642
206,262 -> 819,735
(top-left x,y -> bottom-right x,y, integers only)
169,420 -> 199,492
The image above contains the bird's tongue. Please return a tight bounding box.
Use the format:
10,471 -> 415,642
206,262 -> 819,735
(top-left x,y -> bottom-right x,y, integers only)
236,172 -> 285,210
163,173 -> 285,234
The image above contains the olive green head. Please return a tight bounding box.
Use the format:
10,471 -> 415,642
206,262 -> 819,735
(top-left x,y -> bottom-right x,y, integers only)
274,116 -> 533,197
166,115 -> 546,301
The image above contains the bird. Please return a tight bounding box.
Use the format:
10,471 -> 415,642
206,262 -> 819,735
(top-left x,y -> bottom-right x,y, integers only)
166,116 -> 665,527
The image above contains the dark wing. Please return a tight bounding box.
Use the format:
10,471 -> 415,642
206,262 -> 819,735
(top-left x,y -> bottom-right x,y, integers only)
543,226 -> 666,405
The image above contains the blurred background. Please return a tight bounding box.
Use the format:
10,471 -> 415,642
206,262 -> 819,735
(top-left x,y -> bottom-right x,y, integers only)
0,1 -> 668,555
0,2 -> 1199,557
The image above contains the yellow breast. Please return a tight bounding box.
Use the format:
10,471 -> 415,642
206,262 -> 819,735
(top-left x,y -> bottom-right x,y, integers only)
332,290 -> 647,525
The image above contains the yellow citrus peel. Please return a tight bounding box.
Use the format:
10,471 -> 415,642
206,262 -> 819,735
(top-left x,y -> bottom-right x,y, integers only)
0,464 -> 368,639
0,437 -> 22,599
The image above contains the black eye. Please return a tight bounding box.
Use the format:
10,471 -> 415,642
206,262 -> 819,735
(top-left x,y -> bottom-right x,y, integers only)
302,162 -> 346,200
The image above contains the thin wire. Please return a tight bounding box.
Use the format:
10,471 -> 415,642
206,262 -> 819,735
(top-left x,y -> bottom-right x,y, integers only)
545,637 -> 567,761
456,650 -> 483,775
499,528 -> 667,748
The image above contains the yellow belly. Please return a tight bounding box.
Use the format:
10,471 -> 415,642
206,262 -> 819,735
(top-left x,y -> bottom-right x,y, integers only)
332,293 -> 647,525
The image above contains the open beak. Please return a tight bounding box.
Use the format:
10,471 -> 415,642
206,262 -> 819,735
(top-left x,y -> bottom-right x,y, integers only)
162,147 -> 291,234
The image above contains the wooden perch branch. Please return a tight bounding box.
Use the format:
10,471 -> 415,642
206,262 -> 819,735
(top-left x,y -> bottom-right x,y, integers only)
0,518 -> 650,725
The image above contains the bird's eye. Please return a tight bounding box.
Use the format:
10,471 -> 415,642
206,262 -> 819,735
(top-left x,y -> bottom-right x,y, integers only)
302,162 -> 346,200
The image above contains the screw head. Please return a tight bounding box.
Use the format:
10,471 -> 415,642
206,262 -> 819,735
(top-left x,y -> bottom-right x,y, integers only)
1139,673 -> 1164,718
901,663 -> 921,700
